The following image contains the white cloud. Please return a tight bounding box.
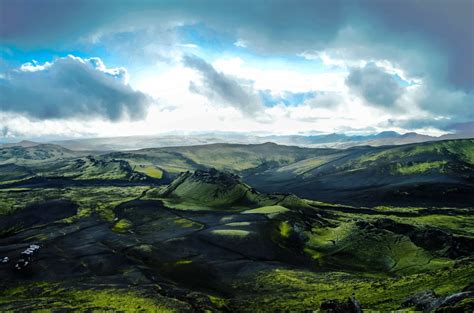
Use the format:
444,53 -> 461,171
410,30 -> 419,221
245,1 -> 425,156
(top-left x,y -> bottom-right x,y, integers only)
177,43 -> 199,49
1,51 -> 455,139
183,55 -> 264,117
2,55 -> 150,121
20,60 -> 52,72
234,39 -> 248,48
346,62 -> 405,108
212,57 -> 348,94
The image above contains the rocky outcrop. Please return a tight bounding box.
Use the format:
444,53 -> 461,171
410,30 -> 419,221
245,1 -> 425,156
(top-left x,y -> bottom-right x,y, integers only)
156,168 -> 262,207
191,168 -> 241,187
401,290 -> 439,312
365,218 -> 474,258
435,291 -> 474,312
320,297 -> 362,313
401,289 -> 474,312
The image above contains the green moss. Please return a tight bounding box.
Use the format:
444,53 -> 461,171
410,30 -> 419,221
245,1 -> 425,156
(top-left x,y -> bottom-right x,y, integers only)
243,205 -> 289,215
77,207 -> 93,217
0,283 -> 184,312
279,221 -> 292,238
0,188 -> 64,216
99,207 -> 116,222
174,217 -> 202,228
134,165 -> 163,179
358,140 -> 474,164
225,221 -> 251,227
170,178 -> 251,207
160,199 -> 211,211
174,260 -> 193,265
231,263 -> 474,312
211,229 -> 252,237
112,218 -> 132,232
208,295 -> 228,310
304,247 -> 322,260
68,289 -> 177,312
332,207 -> 474,237
393,161 -> 447,175
27,233 -> 50,241
136,244 -> 153,253
64,186 -> 148,221
305,221 -> 452,274
276,154 -> 345,175
409,214 -> 474,236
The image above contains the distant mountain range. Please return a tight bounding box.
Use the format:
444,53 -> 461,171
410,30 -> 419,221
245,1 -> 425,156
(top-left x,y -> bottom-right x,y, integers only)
1,129 -> 473,151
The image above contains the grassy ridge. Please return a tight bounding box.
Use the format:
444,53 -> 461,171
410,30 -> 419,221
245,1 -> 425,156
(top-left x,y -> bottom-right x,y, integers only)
0,283 -> 187,312
305,221 -> 452,274
231,263 -> 474,312
1,140 -> 473,207
393,161 -> 448,174
0,144 -> 80,165
357,139 -> 474,164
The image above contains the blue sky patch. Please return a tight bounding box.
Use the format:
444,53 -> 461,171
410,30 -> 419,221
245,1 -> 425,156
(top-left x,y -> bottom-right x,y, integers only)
260,90 -> 316,107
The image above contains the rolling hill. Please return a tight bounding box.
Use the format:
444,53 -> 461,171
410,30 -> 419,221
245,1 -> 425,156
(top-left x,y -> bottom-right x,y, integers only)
244,139 -> 474,206
0,144 -> 82,165
0,145 -> 160,185
1,139 -> 473,206
97,139 -> 474,206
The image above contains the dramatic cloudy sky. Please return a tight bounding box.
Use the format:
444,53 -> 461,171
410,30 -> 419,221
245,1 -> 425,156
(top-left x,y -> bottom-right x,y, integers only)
0,0 -> 473,140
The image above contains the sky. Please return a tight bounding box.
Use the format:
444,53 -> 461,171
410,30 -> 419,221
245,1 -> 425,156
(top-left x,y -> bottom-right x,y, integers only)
0,0 -> 473,140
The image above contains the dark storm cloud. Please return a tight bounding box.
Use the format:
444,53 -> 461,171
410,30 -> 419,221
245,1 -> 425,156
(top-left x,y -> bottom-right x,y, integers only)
412,85 -> 474,121
0,55 -> 150,121
346,63 -> 404,108
0,0 -> 101,46
382,86 -> 474,133
1,0 -> 472,131
385,118 -> 474,136
0,0 -> 345,48
183,55 -> 263,115
1,0 -> 471,90
386,118 -> 447,131
444,121 -> 474,135
359,0 -> 474,90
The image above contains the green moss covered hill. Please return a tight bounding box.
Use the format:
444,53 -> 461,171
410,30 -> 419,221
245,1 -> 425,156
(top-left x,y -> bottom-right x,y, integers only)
0,139 -> 473,312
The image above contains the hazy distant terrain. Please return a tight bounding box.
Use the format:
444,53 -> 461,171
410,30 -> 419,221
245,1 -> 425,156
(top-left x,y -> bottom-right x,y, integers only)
0,139 -> 473,311
5,129 -> 468,151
